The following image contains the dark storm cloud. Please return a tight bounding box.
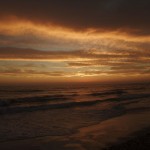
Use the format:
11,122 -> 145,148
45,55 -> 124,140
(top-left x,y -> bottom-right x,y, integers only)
0,0 -> 150,35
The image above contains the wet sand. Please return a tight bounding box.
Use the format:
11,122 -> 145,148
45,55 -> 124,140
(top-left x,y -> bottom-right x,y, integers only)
0,111 -> 149,150
1,132 -> 149,150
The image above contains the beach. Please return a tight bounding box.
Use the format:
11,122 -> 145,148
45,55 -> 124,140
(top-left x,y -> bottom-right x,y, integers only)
1,1 -> 150,149
0,111 -> 149,150
0,83 -> 150,150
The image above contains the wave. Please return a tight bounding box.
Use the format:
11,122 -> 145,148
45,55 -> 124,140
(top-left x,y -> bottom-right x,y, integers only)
0,89 -> 44,93
0,93 -> 79,107
0,93 -> 150,115
89,89 -> 127,97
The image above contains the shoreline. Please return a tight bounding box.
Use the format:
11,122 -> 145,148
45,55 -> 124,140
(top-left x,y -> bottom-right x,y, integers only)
0,127 -> 149,150
0,111 -> 149,150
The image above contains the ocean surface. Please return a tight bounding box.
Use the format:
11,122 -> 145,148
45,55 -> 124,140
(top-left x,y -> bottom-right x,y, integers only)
0,83 -> 150,149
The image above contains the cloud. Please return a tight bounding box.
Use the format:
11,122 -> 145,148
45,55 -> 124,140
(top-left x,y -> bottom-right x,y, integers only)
0,18 -> 150,52
1,46 -> 149,62
0,66 -> 75,77
0,47 -> 83,60
0,1 -> 149,82
0,69 -> 63,77
0,46 -> 149,77
0,0 -> 150,36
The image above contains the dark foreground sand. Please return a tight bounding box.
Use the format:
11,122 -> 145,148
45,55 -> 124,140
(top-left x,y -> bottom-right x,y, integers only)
0,128 -> 149,150
104,128 -> 150,150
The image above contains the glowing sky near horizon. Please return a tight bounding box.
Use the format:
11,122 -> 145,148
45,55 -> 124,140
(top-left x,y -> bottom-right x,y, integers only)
0,0 -> 150,83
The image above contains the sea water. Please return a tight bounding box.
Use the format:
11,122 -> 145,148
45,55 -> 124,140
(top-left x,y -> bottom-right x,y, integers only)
0,82 -> 150,149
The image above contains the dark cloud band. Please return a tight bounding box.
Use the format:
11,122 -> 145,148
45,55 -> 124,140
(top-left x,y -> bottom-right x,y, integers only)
0,0 -> 150,35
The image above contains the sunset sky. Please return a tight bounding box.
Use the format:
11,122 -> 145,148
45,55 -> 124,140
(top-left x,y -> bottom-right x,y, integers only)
0,0 -> 150,84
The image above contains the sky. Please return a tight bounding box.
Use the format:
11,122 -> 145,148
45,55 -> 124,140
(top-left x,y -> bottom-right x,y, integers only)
0,0 -> 150,84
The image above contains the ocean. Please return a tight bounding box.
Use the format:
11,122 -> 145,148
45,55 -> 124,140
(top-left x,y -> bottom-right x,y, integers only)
0,82 -> 150,150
